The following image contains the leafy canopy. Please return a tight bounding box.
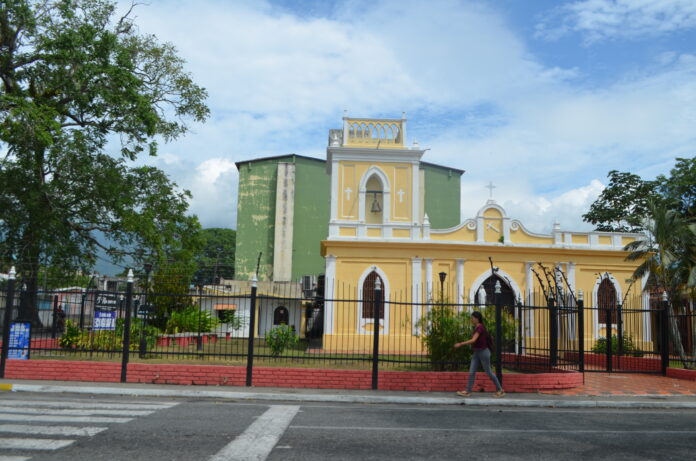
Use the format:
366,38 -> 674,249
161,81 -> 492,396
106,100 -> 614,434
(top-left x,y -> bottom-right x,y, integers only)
0,0 -> 209,284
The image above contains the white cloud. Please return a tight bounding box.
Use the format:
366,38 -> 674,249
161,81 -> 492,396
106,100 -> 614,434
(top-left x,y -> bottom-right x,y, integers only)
537,0 -> 696,42
113,0 -> 696,232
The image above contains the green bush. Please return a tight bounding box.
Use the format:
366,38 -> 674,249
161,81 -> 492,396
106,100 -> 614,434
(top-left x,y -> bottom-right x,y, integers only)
59,318 -> 161,351
218,310 -> 243,330
265,325 -> 299,357
591,334 -> 643,357
165,306 -> 219,333
418,303 -> 517,371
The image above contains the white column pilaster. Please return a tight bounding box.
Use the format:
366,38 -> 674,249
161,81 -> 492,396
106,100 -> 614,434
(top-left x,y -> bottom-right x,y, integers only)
456,259 -> 465,304
425,258 -> 433,302
323,255 -> 337,334
411,257 -> 423,335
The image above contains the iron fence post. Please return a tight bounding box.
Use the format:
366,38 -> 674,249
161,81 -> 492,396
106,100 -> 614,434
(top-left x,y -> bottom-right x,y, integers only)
246,276 -> 258,386
51,295 -> 59,339
661,291 -> 669,375
605,304 -> 612,373
0,267 -> 17,378
494,282 -> 503,385
617,303 -> 623,360
516,298 -> 522,356
549,296 -> 557,367
120,270 -> 134,383
372,278 -> 382,390
577,290 -> 584,374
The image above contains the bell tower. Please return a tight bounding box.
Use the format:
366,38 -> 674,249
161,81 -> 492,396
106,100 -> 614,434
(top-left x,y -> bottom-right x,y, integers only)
326,113 -> 426,240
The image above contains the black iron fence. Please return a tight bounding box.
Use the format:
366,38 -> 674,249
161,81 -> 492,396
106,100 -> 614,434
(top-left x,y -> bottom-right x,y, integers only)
0,274 -> 690,387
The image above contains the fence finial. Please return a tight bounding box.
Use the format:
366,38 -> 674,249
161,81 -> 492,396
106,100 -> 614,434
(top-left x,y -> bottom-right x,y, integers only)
127,269 -> 134,283
494,280 -> 501,294
577,289 -> 584,302
661,291 -> 668,302
251,274 -> 257,288
8,266 -> 15,280
375,277 -> 382,290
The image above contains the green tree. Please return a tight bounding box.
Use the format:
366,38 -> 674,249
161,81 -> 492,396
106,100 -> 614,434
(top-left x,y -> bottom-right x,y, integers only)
656,157 -> 696,218
582,170 -> 659,232
195,228 -> 236,283
624,200 -> 696,368
0,0 -> 208,324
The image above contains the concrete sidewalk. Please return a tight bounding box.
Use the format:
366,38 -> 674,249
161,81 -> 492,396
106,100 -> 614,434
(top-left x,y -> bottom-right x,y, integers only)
1,379 -> 695,409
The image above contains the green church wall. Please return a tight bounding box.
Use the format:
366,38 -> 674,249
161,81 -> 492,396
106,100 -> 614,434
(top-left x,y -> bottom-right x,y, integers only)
234,158 -> 278,281
422,163 -> 462,229
291,157 -> 330,280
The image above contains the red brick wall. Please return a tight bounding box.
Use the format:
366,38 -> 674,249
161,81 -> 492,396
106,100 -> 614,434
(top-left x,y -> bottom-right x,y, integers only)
666,368 -> 696,381
4,360 -> 583,392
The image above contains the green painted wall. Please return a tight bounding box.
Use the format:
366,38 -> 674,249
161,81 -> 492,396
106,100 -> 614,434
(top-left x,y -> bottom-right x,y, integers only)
422,164 -> 462,229
234,155 -> 329,281
235,156 -> 460,281
291,157 -> 330,280
235,158 -> 279,281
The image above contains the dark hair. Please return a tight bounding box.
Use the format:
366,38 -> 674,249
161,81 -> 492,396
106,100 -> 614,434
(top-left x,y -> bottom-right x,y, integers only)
471,311 -> 484,324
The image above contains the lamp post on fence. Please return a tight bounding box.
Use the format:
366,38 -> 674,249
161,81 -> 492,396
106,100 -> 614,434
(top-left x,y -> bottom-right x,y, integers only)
494,280 -> 503,386
661,290 -> 669,375
0,267 -> 17,378
372,277 -> 382,390
120,270 -> 134,383
438,272 -> 447,307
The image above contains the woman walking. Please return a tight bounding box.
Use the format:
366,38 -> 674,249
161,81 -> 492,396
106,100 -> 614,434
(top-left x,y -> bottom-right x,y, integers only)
453,311 -> 505,397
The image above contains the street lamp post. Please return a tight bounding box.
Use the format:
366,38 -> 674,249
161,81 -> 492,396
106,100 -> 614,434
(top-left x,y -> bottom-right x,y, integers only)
438,272 -> 447,307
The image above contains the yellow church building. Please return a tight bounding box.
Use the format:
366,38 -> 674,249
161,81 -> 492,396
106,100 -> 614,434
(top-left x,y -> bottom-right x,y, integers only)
320,115 -> 650,356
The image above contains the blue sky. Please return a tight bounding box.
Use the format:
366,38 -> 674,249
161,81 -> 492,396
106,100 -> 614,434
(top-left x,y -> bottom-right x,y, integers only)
117,0 -> 696,234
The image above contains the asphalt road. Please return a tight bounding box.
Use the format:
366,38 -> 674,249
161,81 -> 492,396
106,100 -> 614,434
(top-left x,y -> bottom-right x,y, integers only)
1,392 -> 695,460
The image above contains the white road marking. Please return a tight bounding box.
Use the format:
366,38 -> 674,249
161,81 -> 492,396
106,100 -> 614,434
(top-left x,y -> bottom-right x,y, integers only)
0,424 -> 107,437
0,437 -> 74,450
0,406 -> 152,417
0,456 -> 31,461
0,413 -> 132,424
291,425 -> 696,434
209,405 -> 300,461
0,400 -> 176,410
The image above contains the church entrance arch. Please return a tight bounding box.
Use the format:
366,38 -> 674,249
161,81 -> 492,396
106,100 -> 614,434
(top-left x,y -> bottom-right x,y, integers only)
472,274 -> 517,353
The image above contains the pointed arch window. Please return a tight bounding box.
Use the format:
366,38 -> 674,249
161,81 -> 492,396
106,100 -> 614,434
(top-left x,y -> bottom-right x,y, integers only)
365,174 -> 384,224
597,278 -> 617,324
362,271 -> 384,319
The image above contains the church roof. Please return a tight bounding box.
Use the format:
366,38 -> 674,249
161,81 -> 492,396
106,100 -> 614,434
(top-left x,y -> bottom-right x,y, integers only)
234,154 -> 464,175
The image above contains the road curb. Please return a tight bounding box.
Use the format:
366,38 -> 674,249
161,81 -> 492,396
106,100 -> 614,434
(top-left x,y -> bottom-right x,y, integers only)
6,383 -> 696,409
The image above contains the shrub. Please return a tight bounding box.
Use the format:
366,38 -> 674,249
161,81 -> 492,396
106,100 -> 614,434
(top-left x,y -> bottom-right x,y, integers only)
218,309 -> 243,330
265,325 -> 299,357
59,319 -> 161,351
591,334 -> 643,357
165,306 -> 218,333
58,320 -> 82,349
418,302 -> 517,371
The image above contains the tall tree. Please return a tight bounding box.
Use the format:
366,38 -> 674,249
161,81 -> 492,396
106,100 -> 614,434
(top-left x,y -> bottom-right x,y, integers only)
195,228 -> 236,284
624,200 -> 695,368
0,0 -> 209,324
582,170 -> 659,232
656,157 -> 696,218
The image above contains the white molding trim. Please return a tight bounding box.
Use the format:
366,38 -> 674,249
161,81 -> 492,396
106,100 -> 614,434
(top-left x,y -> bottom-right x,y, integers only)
591,272 -> 623,339
411,257 -> 423,335
357,265 -> 391,335
468,268 -> 522,304
359,166 -> 391,224
330,160 -> 339,221
323,255 -> 337,334
456,259 -> 465,304
425,258 -> 433,302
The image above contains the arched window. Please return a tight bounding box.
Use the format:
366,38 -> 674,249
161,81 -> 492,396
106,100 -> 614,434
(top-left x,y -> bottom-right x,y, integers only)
362,271 -> 384,319
365,175 -> 384,224
474,274 -> 515,310
597,278 -> 617,324
273,306 -> 289,325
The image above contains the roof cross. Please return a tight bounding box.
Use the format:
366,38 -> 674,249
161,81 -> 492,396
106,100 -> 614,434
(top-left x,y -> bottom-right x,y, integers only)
486,181 -> 496,199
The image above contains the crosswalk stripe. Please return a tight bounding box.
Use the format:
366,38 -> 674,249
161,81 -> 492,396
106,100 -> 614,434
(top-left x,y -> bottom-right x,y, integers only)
0,400 -> 177,410
0,456 -> 31,461
0,413 -> 132,424
209,405 -> 300,461
0,437 -> 75,450
0,406 -> 153,417
0,424 -> 107,437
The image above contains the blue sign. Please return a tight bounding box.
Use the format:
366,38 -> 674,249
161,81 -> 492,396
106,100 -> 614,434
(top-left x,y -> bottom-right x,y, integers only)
93,310 -> 117,330
8,322 -> 31,360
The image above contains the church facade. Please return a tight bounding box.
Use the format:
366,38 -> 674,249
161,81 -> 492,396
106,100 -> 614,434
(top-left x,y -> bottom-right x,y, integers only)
320,115 -> 648,353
